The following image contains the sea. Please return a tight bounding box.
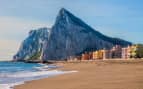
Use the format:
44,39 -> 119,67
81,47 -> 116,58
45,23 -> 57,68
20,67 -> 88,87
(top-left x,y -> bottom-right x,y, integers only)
0,61 -> 77,89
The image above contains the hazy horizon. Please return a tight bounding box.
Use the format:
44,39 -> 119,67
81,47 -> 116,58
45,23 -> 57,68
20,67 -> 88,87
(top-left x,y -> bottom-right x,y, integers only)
0,0 -> 143,60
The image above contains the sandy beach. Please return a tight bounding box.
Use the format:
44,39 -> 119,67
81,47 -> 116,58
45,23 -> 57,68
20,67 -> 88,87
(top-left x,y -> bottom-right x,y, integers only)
15,59 -> 143,89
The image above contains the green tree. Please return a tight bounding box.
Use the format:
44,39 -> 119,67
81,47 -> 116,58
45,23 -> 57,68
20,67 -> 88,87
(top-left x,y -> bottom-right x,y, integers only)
29,51 -> 42,60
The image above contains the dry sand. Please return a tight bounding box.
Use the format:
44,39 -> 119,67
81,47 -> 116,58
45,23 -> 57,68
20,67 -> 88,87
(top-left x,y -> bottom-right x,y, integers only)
15,60 -> 143,89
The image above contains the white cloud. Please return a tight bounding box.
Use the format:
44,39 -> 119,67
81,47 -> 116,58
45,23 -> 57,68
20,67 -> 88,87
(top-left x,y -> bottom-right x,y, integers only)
0,16 -> 52,61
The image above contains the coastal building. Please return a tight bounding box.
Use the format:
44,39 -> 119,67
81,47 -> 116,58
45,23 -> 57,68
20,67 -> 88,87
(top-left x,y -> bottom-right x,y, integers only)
102,45 -> 123,59
89,52 -> 93,60
67,56 -> 81,61
98,50 -> 104,59
130,44 -> 143,58
82,52 -> 90,60
111,45 -> 122,58
103,50 -> 112,59
81,44 -> 143,61
121,44 -> 142,59
92,50 -> 104,60
122,46 -> 131,59
92,51 -> 98,60
122,48 -> 128,59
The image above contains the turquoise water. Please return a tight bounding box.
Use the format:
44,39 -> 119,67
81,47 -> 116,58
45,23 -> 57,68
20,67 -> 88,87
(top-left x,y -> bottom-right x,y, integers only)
0,61 -> 73,89
0,61 -> 42,73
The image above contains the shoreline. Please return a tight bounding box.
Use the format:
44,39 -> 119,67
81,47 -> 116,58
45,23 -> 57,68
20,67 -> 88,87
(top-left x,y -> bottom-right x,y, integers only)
2,64 -> 78,89
0,61 -> 78,89
4,70 -> 78,89
14,59 -> 143,89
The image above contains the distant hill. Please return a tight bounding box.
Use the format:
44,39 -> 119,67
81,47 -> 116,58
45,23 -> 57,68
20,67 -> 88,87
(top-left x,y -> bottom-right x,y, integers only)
14,8 -> 132,61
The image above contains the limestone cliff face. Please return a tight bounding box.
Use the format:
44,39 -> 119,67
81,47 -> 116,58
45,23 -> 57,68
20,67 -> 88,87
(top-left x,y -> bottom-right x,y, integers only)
42,8 -> 131,60
13,27 -> 50,61
14,8 -> 132,61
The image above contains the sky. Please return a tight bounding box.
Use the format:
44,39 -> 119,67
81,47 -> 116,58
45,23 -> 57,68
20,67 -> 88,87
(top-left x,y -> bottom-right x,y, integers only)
0,0 -> 143,60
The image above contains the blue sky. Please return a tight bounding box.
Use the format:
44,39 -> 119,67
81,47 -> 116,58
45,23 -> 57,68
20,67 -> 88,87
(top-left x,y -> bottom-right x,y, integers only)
0,0 -> 143,60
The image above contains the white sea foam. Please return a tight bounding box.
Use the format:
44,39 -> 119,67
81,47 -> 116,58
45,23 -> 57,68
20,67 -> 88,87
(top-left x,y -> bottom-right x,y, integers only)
0,69 -> 77,89
0,62 -> 77,89
34,64 -> 60,71
0,82 -> 23,89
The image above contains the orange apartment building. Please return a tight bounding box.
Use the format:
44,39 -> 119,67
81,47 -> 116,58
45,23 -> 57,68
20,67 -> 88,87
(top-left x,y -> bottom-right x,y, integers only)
79,44 -> 143,61
93,50 -> 104,60
82,52 -> 89,60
